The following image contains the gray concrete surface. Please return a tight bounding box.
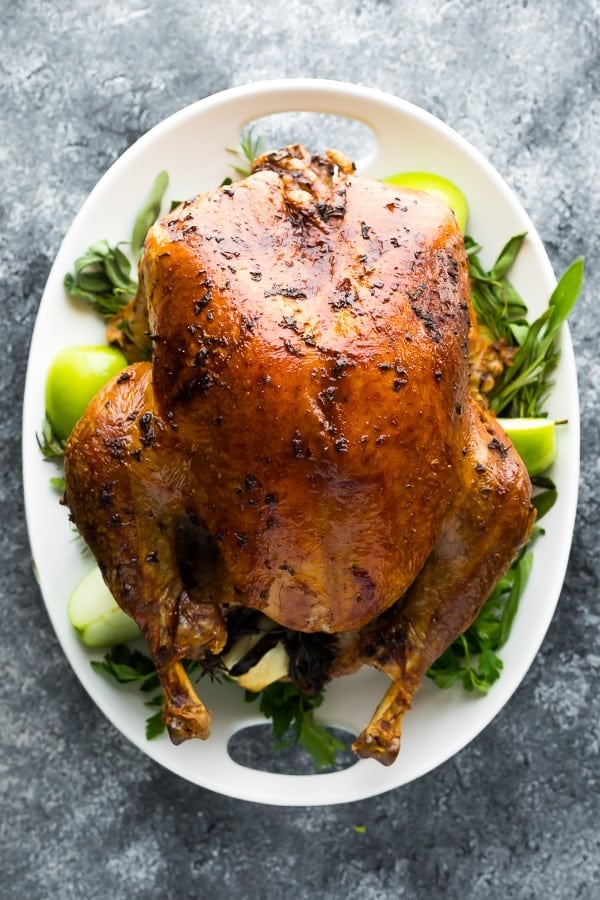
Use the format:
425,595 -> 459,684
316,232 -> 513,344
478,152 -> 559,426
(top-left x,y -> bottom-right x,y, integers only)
2,1 -> 599,897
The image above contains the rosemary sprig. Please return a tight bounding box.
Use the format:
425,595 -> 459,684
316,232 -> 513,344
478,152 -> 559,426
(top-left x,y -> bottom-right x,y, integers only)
36,417 -> 64,461
227,128 -> 264,178
490,256 -> 584,417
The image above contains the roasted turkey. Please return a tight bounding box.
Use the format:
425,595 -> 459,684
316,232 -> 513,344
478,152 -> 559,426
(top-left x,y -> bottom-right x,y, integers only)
64,145 -> 536,765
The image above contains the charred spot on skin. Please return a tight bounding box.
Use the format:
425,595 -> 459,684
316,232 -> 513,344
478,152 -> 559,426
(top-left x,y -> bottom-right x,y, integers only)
117,371 -> 131,384
99,483 -> 115,508
280,315 -> 299,332
104,436 -> 128,460
292,430 -> 304,458
393,368 -> 408,391
264,285 -> 307,300
244,474 -> 260,493
138,412 -> 156,448
488,437 -> 509,458
329,278 -> 358,311
235,533 -> 248,550
316,187 -> 347,223
317,386 -> 337,407
475,463 -> 487,474
283,338 -> 304,357
193,291 -> 213,315
445,252 -> 460,283
332,354 -> 353,377
335,436 -> 349,453
145,550 -> 159,564
241,314 -> 257,332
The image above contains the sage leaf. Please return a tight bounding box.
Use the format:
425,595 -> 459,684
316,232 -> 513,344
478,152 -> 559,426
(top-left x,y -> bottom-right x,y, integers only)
131,170 -> 169,258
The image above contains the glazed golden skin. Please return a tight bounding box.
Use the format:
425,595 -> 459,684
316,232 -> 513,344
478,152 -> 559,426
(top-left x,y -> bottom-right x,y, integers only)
64,146 -> 535,762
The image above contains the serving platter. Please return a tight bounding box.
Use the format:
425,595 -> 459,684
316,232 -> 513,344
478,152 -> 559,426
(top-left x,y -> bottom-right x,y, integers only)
21,79 -> 579,806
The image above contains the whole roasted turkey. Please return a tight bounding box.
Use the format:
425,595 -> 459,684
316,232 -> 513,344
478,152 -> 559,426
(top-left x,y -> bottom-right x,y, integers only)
64,145 -> 535,765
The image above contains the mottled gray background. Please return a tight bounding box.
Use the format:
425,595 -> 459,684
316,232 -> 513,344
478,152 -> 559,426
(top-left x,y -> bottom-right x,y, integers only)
2,1 -> 599,897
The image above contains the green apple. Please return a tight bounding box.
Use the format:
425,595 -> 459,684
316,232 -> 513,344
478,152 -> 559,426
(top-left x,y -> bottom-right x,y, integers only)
384,171 -> 469,233
498,417 -> 558,476
45,344 -> 127,441
68,565 -> 140,647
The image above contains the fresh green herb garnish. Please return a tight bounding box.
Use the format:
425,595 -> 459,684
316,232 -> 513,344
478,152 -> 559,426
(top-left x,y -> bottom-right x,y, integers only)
531,474 -> 558,518
64,171 -> 169,319
490,256 -> 584,417
466,233 -> 530,346
64,240 -> 137,319
227,128 -> 264,178
36,417 -> 64,461
130,170 -> 169,258
91,643 -> 160,690
92,644 -> 166,739
245,682 -> 346,770
143,694 -> 167,740
467,235 -> 584,417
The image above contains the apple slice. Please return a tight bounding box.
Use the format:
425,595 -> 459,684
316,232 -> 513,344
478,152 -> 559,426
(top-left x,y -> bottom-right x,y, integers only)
68,565 -> 140,647
498,417 -> 558,476
384,171 -> 469,233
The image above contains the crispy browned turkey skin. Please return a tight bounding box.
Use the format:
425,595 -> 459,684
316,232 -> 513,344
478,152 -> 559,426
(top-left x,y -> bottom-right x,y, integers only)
64,145 -> 536,763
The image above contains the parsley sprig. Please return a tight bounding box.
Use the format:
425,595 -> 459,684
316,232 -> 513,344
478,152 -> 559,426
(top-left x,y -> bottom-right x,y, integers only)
244,682 -> 346,770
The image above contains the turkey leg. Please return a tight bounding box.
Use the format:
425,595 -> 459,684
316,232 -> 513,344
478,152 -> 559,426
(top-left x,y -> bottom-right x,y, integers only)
64,362 -> 228,742
352,402 -> 536,764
